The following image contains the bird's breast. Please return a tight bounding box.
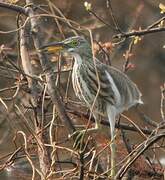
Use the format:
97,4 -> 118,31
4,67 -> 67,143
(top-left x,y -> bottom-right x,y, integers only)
72,64 -> 93,106
72,63 -> 107,116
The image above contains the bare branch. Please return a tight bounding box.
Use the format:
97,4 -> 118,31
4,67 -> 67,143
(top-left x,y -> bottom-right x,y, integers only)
67,108 -> 153,135
115,130 -> 165,179
0,2 -> 27,15
113,26 -> 165,39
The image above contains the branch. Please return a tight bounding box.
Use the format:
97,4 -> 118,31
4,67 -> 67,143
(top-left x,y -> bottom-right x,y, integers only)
27,2 -> 107,173
19,15 -> 51,178
160,84 -> 165,122
0,2 -> 27,15
25,0 -> 75,134
113,26 -> 165,39
67,109 -> 153,135
115,131 -> 165,179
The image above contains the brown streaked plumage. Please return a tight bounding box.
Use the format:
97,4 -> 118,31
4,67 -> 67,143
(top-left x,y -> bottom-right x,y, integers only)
40,36 -> 143,178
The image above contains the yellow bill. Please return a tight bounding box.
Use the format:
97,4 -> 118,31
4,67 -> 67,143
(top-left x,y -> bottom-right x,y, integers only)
39,41 -> 64,53
47,46 -> 63,52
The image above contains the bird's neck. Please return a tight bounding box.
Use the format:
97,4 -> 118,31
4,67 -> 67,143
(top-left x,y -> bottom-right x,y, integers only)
72,48 -> 94,66
72,53 -> 83,66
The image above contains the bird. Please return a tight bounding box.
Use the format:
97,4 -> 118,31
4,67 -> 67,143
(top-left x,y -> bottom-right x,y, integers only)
40,36 -> 143,178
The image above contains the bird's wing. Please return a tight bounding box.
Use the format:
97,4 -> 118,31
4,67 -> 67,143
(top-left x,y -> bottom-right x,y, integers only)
82,62 -> 117,105
104,65 -> 142,108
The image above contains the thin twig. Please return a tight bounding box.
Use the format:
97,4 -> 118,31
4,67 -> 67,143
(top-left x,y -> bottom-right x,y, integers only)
113,26 -> 165,39
106,0 -> 122,33
123,39 -> 134,72
136,109 -> 158,127
160,84 -> 165,122
115,130 -> 165,179
87,9 -> 116,31
67,108 -> 153,135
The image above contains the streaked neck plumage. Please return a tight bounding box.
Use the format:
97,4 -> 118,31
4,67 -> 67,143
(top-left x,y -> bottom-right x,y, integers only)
70,44 -> 93,66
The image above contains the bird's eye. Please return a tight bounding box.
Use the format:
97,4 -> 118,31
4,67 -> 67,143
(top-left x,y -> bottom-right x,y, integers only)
70,40 -> 79,47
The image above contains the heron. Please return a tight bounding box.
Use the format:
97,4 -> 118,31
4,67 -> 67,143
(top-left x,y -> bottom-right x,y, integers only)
40,36 -> 143,178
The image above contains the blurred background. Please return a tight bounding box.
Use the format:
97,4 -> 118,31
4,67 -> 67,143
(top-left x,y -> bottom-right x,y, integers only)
0,0 -> 164,179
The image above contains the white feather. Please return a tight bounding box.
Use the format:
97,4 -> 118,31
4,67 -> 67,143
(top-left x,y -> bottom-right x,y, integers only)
72,53 -> 93,107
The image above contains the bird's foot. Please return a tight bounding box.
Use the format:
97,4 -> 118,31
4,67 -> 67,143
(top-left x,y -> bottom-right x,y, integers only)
72,130 -> 86,150
69,128 -> 99,150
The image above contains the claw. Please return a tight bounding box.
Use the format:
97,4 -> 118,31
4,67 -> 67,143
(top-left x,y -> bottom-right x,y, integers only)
69,130 -> 86,150
69,125 -> 100,151
74,131 -> 85,150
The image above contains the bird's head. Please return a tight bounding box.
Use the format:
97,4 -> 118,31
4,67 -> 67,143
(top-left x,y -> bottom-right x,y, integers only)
40,36 -> 91,56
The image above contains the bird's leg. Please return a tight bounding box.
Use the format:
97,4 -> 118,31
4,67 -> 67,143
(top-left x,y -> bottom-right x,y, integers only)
70,114 -> 102,150
106,105 -> 117,179
110,132 -> 116,179
80,114 -> 102,133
